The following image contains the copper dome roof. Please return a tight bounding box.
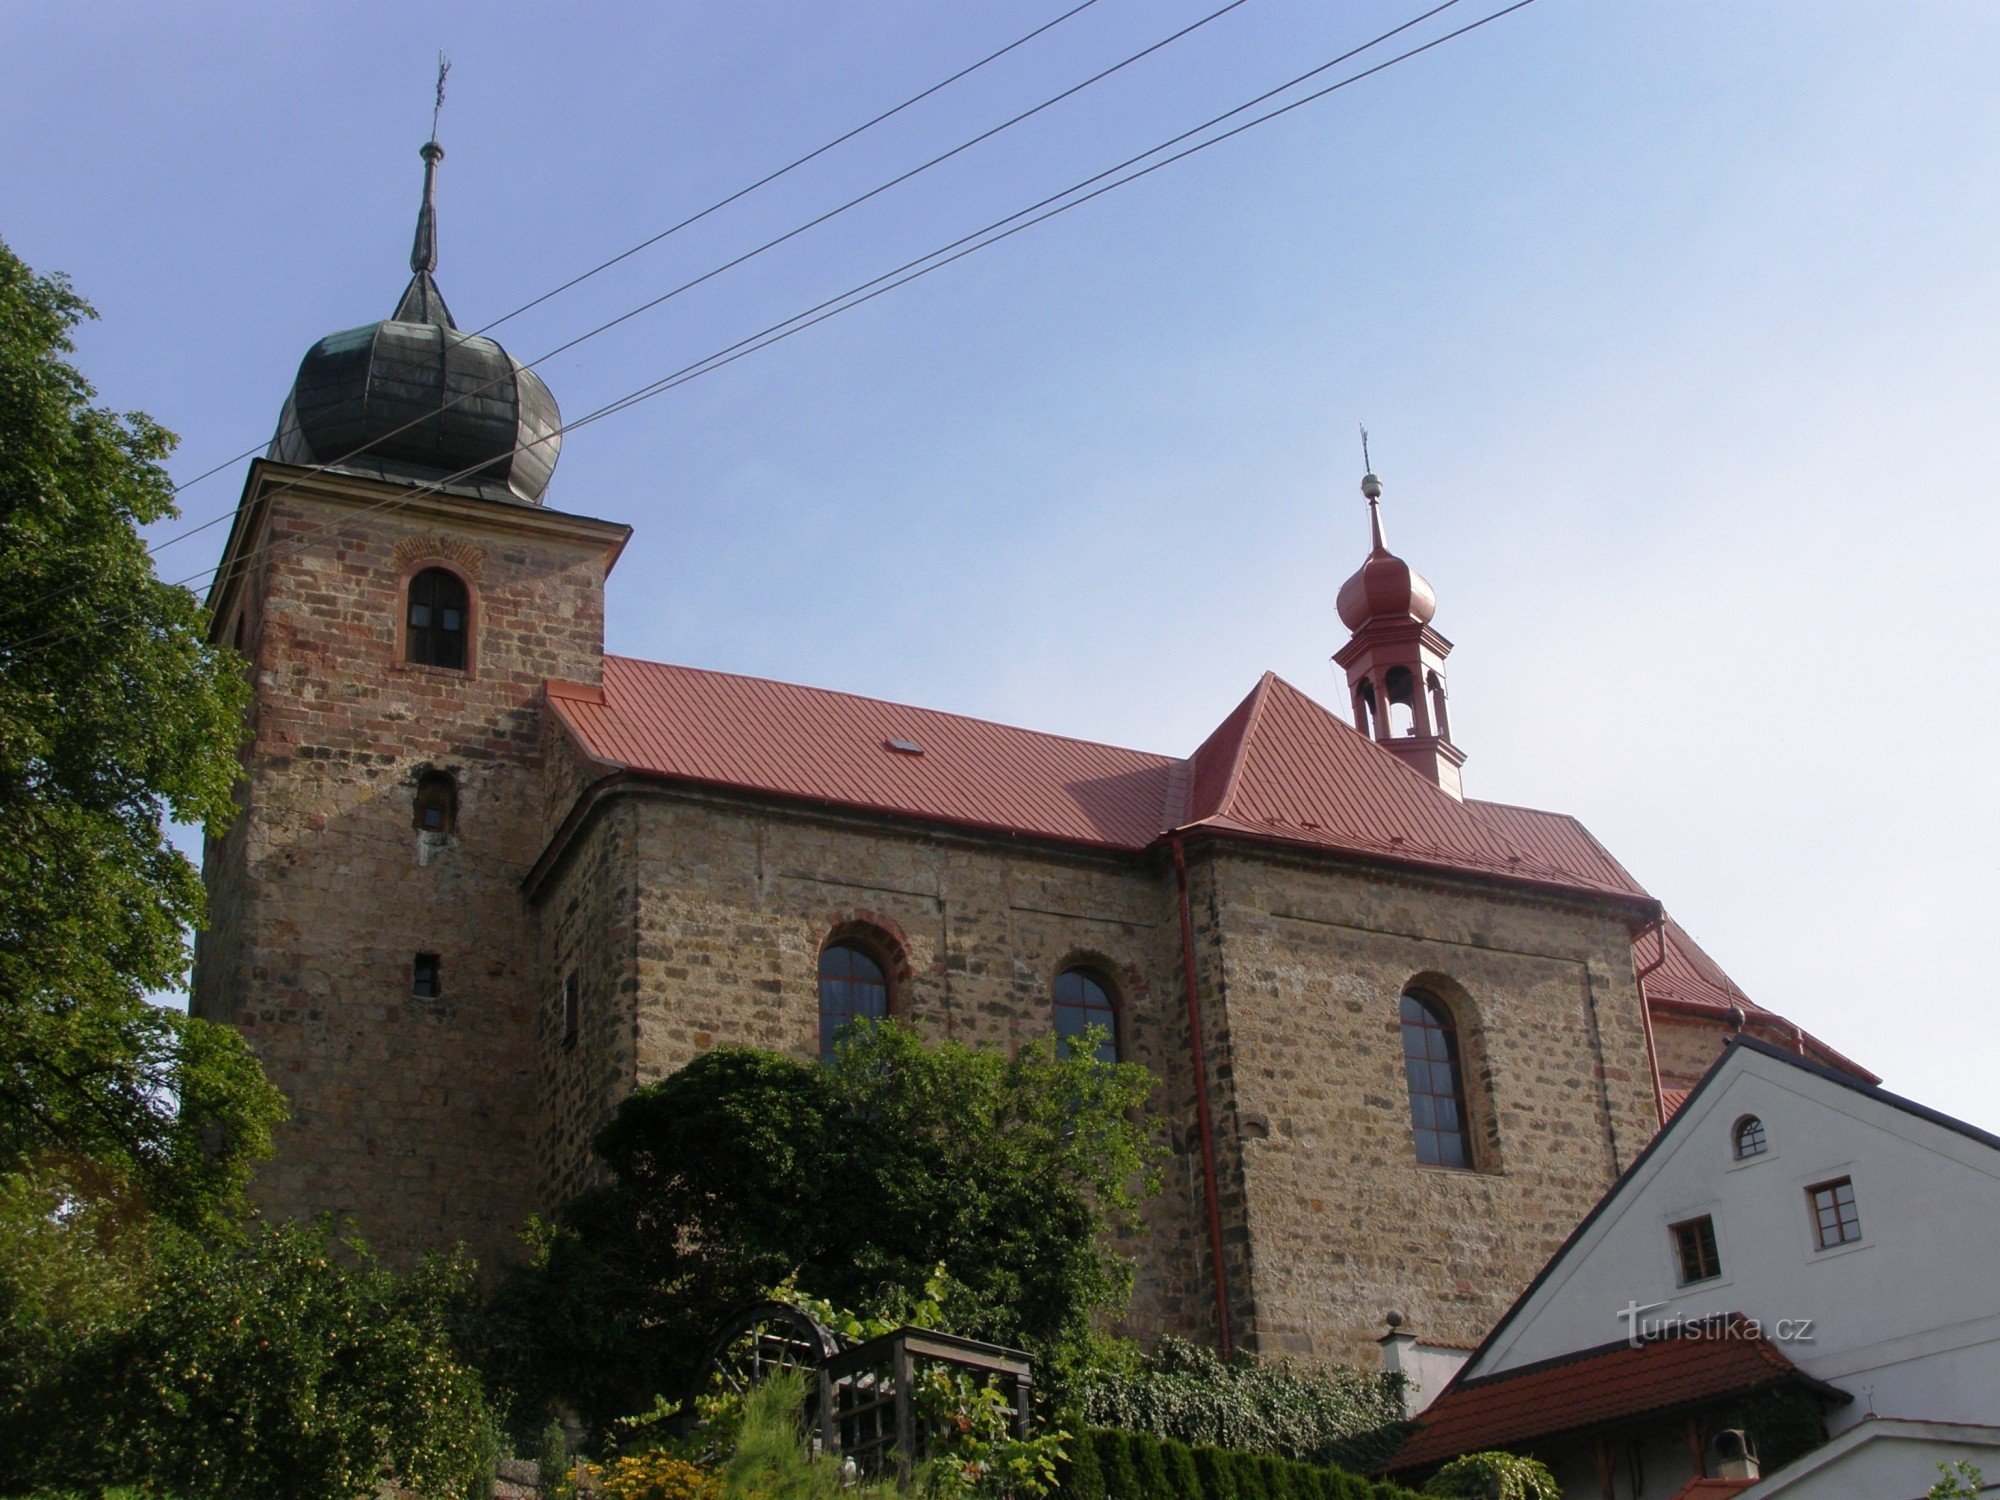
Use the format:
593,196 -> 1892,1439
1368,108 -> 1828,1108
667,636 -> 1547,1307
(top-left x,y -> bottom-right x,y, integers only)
265,142 -> 560,506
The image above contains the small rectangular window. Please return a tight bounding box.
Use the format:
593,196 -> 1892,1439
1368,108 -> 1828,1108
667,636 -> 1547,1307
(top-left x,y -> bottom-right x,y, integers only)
1809,1178 -> 1862,1249
412,952 -> 441,999
1672,1215 -> 1722,1284
560,971 -> 579,1049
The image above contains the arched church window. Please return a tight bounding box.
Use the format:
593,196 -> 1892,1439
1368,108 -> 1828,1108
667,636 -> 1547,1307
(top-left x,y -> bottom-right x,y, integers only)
406,567 -> 468,670
1054,968 -> 1120,1064
1400,989 -> 1472,1169
1733,1115 -> 1768,1160
818,941 -> 890,1062
413,770 -> 458,836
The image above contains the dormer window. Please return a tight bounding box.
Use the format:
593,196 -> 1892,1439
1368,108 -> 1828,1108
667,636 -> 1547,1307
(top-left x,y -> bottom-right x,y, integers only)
406,567 -> 468,670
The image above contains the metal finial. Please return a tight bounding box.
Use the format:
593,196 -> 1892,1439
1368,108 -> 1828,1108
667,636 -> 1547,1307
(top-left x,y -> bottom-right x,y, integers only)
410,141 -> 444,275
409,55 -> 451,276
1359,423 -> 1372,474
431,52 -> 451,141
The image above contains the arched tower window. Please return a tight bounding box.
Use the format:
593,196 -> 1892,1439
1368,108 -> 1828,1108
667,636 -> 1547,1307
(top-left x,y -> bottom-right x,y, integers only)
818,941 -> 890,1062
406,566 -> 468,670
413,770 -> 458,836
1054,968 -> 1120,1064
1733,1115 -> 1768,1160
1400,989 -> 1472,1169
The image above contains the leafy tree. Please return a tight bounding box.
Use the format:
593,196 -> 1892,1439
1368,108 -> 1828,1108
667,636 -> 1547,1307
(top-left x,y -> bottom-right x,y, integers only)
0,237 -> 276,1234
485,1022 -> 1158,1431
3,1220 -> 498,1499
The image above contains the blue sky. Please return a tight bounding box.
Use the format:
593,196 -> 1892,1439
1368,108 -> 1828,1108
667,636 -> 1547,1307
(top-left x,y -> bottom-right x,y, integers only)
5,2 -> 1995,1129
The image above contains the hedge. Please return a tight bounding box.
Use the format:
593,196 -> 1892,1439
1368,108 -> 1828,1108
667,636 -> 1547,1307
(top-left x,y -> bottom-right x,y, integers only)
1075,1338 -> 1410,1473
1059,1426 -> 1422,1500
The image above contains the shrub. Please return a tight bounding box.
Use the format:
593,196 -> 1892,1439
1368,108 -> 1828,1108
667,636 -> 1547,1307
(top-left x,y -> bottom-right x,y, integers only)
1161,1438 -> 1205,1500
1192,1446 -> 1239,1500
592,1448 -> 722,1500
540,1419 -> 578,1499
3,1221 -> 498,1500
1053,1422 -> 1106,1500
1131,1431 -> 1174,1498
1060,1428 -> 1386,1500
1076,1338 -> 1409,1472
1093,1430 -> 1141,1500
1422,1451 -> 1559,1499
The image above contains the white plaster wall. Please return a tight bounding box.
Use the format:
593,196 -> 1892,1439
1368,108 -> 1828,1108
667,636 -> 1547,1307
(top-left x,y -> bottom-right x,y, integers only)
1748,1420 -> 2000,1499
1470,1048 -> 2000,1431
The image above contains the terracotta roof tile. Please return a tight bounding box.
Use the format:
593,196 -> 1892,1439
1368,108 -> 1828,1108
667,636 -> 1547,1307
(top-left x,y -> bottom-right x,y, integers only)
1392,1316 -> 1829,1472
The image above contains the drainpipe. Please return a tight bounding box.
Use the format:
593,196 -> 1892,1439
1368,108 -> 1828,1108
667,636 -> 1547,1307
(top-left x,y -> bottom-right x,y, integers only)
1171,834 -> 1234,1358
1633,912 -> 1670,1129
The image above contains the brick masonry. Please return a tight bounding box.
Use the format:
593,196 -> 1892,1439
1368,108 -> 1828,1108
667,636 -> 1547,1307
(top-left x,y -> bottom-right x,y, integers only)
199,461 -> 1732,1364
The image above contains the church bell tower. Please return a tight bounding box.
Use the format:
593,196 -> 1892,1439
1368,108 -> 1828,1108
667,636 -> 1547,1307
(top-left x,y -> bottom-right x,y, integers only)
1333,471 -> 1466,798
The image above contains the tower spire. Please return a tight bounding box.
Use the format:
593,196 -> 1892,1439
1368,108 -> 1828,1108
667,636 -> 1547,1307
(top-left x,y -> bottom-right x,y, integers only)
393,57 -> 456,328
410,139 -> 443,276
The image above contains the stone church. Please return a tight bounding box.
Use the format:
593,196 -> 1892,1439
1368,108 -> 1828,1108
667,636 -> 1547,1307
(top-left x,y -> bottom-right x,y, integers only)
191,146 -> 1870,1369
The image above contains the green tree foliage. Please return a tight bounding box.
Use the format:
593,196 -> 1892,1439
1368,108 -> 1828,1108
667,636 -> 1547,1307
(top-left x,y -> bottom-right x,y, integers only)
1929,1461 -> 1985,1500
485,1022 -> 1158,1430
1,1220 -> 498,1499
1420,1451 -> 1559,1500
1075,1338 -> 1409,1473
0,238 -> 277,1234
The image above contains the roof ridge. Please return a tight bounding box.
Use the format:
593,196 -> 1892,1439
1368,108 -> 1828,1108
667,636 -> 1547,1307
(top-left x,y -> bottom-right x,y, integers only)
1205,670 -> 1280,823
602,654 -> 1179,764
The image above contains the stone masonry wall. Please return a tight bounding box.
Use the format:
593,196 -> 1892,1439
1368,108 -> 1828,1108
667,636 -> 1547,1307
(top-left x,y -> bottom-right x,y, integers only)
530,782 -> 1662,1362
192,468 -> 621,1268
1199,843 -> 1661,1364
528,787 -> 1221,1347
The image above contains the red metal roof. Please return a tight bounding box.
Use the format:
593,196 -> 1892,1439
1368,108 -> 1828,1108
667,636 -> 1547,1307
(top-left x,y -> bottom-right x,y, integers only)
551,661 -> 1651,901
1180,675 -> 1649,898
550,656 -> 1181,851
1644,919 -> 1878,1084
548,656 -> 1865,1098
1391,1315 -> 1834,1472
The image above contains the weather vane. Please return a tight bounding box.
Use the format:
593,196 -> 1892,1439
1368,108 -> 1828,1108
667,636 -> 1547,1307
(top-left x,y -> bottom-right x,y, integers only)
1359,423 -> 1372,475
431,52 -> 452,142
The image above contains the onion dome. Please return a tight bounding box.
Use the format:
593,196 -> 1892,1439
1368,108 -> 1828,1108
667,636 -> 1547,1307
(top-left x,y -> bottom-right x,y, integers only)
267,141 -> 560,505
1336,473 -> 1437,629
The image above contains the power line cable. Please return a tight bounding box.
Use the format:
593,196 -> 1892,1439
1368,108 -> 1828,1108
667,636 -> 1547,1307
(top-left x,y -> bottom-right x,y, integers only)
6,0 -> 1533,666
158,0 -> 1110,504
139,0 -> 1242,564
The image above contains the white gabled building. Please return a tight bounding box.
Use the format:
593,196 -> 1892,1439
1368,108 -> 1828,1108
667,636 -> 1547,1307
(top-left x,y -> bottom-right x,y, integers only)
1389,1037 -> 2000,1499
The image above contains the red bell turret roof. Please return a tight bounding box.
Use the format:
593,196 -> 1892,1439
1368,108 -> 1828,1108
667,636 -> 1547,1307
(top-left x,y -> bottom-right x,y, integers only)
1335,495 -> 1438,630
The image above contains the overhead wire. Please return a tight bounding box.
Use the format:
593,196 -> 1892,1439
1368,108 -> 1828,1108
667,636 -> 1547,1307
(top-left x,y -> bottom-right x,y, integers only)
135,0 -> 1248,566
157,0 -> 1111,504
5,0 -> 1536,666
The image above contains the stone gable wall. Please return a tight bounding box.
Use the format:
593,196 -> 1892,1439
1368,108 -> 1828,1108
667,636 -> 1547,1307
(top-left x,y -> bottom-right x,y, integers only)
1197,844 -> 1659,1363
192,474 -> 614,1267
